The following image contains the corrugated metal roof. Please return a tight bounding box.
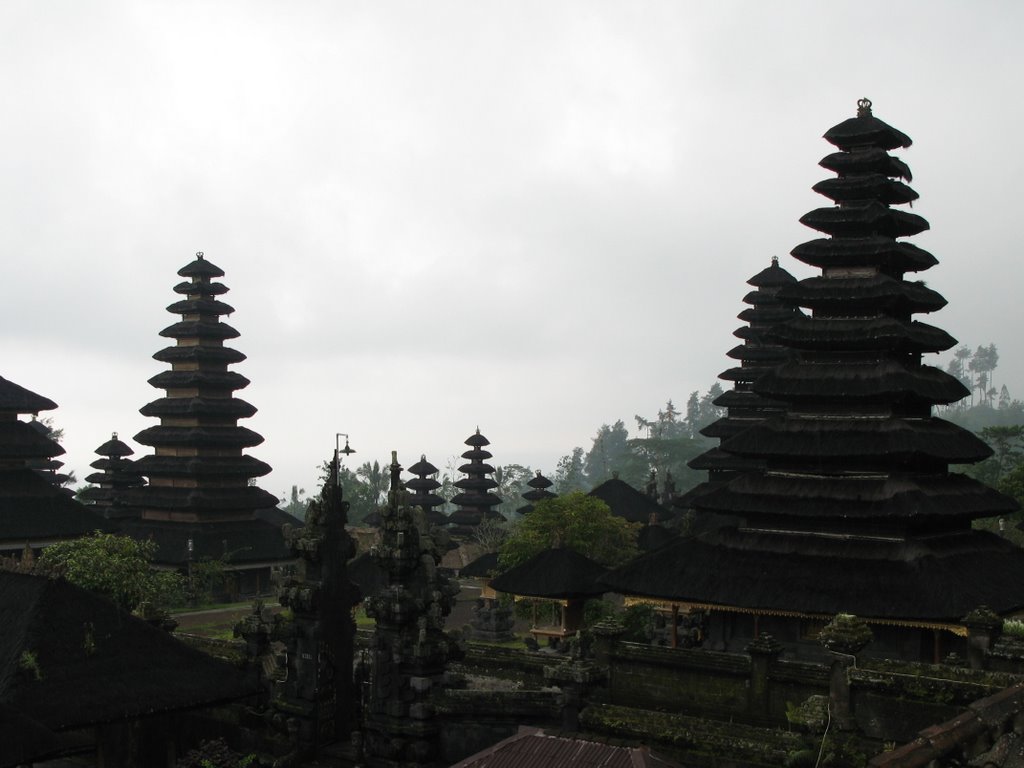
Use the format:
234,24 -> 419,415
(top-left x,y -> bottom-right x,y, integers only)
450,727 -> 682,768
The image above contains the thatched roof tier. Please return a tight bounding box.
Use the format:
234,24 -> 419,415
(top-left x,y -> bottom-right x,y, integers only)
126,485 -> 280,514
0,571 -> 254,734
166,297 -> 235,316
147,369 -> 250,391
152,345 -> 247,365
747,259 -> 798,288
791,237 -> 937,272
753,360 -> 968,404
460,551 -> 499,578
92,435 -> 134,458
446,507 -> 505,526
407,457 -> 440,477
780,275 -> 946,314
178,253 -> 226,278
824,110 -> 912,151
712,389 -> 785,410
800,202 -> 929,238
450,491 -> 503,508
766,317 -> 957,354
134,425 -> 265,449
119,516 -> 291,564
490,548 -> 607,599
721,417 -> 991,465
718,364 -> 781,382
696,471 -> 1016,524
0,420 -> 65,460
405,476 -> 441,492
687,447 -> 762,472
812,175 -> 918,205
158,319 -> 240,341
699,418 -> 757,441
528,472 -> 554,491
737,305 -> 801,325
460,447 -> 493,462
588,477 -> 671,523
725,344 -> 790,363
140,396 -> 257,419
819,147 -> 912,179
0,471 -> 110,542
132,454 -> 272,478
454,476 -> 499,492
173,279 -> 228,296
522,487 -> 556,503
600,527 -> 1024,622
0,377 -> 56,414
465,430 -> 491,447
459,462 -> 495,475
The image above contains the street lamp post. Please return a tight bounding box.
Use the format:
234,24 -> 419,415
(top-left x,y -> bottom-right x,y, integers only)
335,433 -> 356,484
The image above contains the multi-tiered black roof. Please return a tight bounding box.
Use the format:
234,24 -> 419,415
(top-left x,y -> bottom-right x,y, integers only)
79,433 -> 145,519
517,470 -> 555,515
604,101 -> 1024,624
406,455 -> 448,526
678,258 -> 802,520
448,429 -> 503,532
123,254 -> 287,566
0,376 -> 108,551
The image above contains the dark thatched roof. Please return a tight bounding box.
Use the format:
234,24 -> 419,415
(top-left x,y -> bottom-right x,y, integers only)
0,377 -> 56,415
117,516 -> 292,565
159,319 -> 240,341
753,360 -> 967,404
152,345 -> 247,366
780,275 -> 946,314
800,202 -> 928,239
819,147 -> 911,180
791,237 -> 936,273
588,478 -> 671,524
823,111 -> 912,151
166,298 -> 234,316
460,551 -> 500,578
490,547 -> 607,599
0,571 -> 254,733
695,471 -> 1017,524
765,317 -> 956,355
139,396 -> 257,420
721,416 -> 993,465
0,420 -> 64,460
600,526 -> 1024,621
812,175 -> 917,206
0,470 -> 110,544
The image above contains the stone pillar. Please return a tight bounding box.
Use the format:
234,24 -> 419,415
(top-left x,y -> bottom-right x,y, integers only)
818,614 -> 872,732
962,606 -> 1002,671
746,633 -> 782,718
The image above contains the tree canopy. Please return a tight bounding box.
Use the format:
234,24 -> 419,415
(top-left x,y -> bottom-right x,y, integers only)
39,531 -> 183,612
498,492 -> 639,570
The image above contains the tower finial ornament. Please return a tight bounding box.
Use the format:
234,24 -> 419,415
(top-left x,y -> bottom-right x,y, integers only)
857,98 -> 872,118
196,251 -> 204,260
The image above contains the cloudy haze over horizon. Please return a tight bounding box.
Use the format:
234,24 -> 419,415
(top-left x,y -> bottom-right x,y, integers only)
3,1 -> 1022,500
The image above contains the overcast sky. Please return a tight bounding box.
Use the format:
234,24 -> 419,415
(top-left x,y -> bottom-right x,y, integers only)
3,1 -> 1022,499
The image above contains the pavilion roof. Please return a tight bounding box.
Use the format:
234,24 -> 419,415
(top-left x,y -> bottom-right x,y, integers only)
588,477 -> 671,524
490,547 -> 607,599
0,377 -> 56,415
0,571 -> 253,733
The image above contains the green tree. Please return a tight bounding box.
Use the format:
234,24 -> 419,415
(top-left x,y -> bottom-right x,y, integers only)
554,447 -> 587,494
279,484 -> 308,521
39,532 -> 184,612
968,426 -> 1024,486
498,492 -> 639,570
494,463 -> 534,517
584,421 -> 632,485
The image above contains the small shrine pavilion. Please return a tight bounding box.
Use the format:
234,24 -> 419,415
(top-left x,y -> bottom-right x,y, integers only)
122,253 -> 291,595
0,375 -> 108,556
603,100 -> 1024,662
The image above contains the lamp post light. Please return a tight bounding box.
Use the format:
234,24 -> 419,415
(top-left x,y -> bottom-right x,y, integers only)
335,433 -> 355,485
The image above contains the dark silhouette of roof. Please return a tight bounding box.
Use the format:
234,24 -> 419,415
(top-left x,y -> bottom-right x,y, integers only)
0,376 -> 56,414
490,548 -> 607,600
588,478 -> 670,524
0,571 -> 253,736
460,551 -> 499,578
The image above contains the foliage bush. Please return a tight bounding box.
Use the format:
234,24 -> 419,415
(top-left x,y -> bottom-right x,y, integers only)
39,531 -> 184,612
